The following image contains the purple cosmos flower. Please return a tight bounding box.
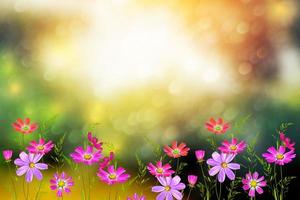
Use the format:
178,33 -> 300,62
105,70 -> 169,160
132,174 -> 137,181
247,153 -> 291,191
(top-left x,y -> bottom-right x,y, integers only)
70,145 -> 102,165
50,172 -> 74,197
206,152 -> 240,183
27,138 -> 54,155
242,172 -> 267,197
3,150 -> 13,161
195,150 -> 205,162
97,165 -> 130,185
152,176 -> 186,200
262,146 -> 296,165
127,193 -> 146,200
14,152 -> 48,182
218,138 -> 246,154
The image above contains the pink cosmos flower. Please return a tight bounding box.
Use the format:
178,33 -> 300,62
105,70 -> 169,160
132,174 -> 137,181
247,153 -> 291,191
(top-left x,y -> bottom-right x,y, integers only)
3,150 -> 13,161
70,146 -> 102,165
152,175 -> 186,200
14,152 -> 48,182
242,172 -> 267,197
205,118 -> 230,134
188,175 -> 198,187
218,138 -> 247,155
262,146 -> 296,165
279,132 -> 295,151
163,141 -> 190,158
87,132 -> 103,151
195,150 -> 205,162
97,165 -> 130,185
207,152 -> 240,183
147,161 -> 175,177
27,138 -> 54,155
127,193 -> 146,200
99,152 -> 114,169
50,172 -> 74,197
12,118 -> 38,134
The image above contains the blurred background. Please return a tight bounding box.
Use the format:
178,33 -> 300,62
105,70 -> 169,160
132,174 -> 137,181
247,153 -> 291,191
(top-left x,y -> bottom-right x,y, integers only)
0,0 -> 300,199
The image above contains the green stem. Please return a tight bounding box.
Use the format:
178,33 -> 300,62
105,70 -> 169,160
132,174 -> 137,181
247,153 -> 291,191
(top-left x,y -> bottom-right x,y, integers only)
175,158 -> 180,174
7,162 -> 17,200
219,182 -> 222,200
200,164 -> 209,199
274,164 -> 278,200
23,176 -> 27,200
280,166 -> 283,200
187,188 -> 192,200
88,165 -> 91,200
215,178 -> 219,200
81,165 -> 87,200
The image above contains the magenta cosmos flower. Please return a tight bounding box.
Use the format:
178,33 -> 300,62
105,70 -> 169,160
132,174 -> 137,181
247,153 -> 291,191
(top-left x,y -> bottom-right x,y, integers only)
218,138 -> 247,154
205,117 -> 230,134
3,150 -> 13,161
97,165 -> 130,185
87,132 -> 103,151
147,161 -> 175,177
27,138 -> 54,155
50,172 -> 74,197
195,150 -> 205,162
207,152 -> 240,183
127,193 -> 146,200
242,172 -> 267,197
188,175 -> 198,187
99,152 -> 114,169
163,141 -> 190,158
70,145 -> 102,165
14,152 -> 48,182
279,132 -> 295,151
152,176 -> 186,200
12,118 -> 38,134
262,146 -> 296,165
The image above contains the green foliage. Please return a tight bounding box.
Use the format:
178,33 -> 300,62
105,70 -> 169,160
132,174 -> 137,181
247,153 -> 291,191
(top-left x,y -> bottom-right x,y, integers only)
51,133 -> 67,172
227,177 -> 242,200
133,153 -> 150,186
277,122 -> 294,133
176,162 -> 187,175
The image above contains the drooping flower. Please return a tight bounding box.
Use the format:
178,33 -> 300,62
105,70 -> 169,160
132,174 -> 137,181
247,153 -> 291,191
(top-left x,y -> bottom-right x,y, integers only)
87,132 -> 103,151
242,172 -> 267,197
262,146 -> 296,165
218,138 -> 247,155
14,152 -> 48,182
127,193 -> 146,200
12,118 -> 38,134
205,118 -> 229,134
164,141 -> 190,158
3,150 -> 13,161
152,175 -> 186,200
279,132 -> 295,151
97,165 -> 130,185
50,172 -> 74,197
27,138 -> 54,155
99,152 -> 114,169
147,161 -> 175,177
188,175 -> 198,187
207,152 -> 240,183
70,146 -> 102,165
195,150 -> 205,162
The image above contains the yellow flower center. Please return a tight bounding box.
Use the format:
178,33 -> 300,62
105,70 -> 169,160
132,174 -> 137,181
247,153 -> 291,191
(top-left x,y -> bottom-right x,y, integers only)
58,180 -> 65,188
156,168 -> 163,173
109,173 -> 117,180
29,162 -> 35,168
276,153 -> 284,160
221,162 -> 228,168
230,145 -> 237,150
165,186 -> 171,191
83,154 -> 92,160
250,180 -> 257,188
37,145 -> 44,150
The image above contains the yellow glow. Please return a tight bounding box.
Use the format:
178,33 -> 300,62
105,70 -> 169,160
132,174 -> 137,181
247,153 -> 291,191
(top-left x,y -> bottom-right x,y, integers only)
9,82 -> 21,95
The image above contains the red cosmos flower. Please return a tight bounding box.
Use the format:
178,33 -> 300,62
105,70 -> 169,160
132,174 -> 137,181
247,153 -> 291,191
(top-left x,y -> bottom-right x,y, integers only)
163,141 -> 190,158
12,118 -> 38,134
279,132 -> 295,151
205,117 -> 230,134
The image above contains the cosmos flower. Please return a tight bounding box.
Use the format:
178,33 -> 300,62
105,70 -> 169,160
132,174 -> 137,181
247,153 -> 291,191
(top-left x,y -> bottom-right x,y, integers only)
206,152 -> 240,183
50,172 -> 74,197
262,146 -> 296,165
87,132 -> 103,151
195,150 -> 205,162
279,132 -> 295,151
97,165 -> 130,185
242,172 -> 267,197
99,152 -> 114,169
3,150 -> 13,161
152,175 -> 186,200
218,138 -> 247,155
127,193 -> 146,200
27,138 -> 54,155
205,118 -> 229,134
163,141 -> 190,158
188,175 -> 198,187
147,161 -> 175,177
12,118 -> 38,134
70,146 -> 102,165
14,152 -> 48,182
